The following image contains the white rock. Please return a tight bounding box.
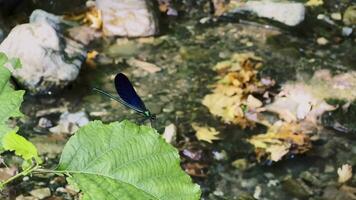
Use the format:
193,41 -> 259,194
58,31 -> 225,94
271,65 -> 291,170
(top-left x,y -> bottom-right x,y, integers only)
50,111 -> 89,134
232,1 -> 305,26
253,185 -> 262,199
342,27 -> 353,37
331,12 -> 342,21
162,123 -> 177,144
0,10 -> 86,93
317,37 -> 328,45
96,0 -> 158,37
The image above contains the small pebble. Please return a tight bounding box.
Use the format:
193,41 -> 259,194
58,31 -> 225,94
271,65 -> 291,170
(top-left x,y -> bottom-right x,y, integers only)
253,185 -> 262,199
38,117 -> 53,128
316,37 -> 329,45
342,27 -> 353,37
331,13 -> 342,21
162,123 -> 177,144
29,188 -> 51,199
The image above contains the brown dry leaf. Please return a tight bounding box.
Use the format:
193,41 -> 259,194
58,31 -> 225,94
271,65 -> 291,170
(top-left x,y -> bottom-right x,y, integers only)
183,163 -> 208,177
203,53 -> 267,128
126,58 -> 161,73
264,84 -> 336,125
338,164 -> 353,183
263,69 -> 356,129
64,6 -> 102,29
248,121 -> 312,162
192,124 -> 220,143
84,7 -> 102,29
86,50 -> 99,67
0,166 -> 18,181
212,0 -> 230,16
307,70 -> 356,101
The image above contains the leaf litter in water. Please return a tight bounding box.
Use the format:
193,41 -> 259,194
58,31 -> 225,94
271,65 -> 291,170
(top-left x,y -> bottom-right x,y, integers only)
192,123 -> 220,143
247,121 -> 311,162
202,52 -> 270,128
203,53 -> 356,163
338,164 -> 353,184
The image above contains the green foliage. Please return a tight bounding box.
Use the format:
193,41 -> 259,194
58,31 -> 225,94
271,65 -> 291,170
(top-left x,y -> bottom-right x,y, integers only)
0,54 -> 41,164
57,120 -> 201,200
0,53 -> 199,198
3,131 -> 42,164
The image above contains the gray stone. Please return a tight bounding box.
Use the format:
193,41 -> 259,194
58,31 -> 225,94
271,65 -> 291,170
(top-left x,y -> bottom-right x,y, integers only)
0,9 -> 86,93
50,111 -> 89,134
96,0 -> 159,37
231,1 -> 305,26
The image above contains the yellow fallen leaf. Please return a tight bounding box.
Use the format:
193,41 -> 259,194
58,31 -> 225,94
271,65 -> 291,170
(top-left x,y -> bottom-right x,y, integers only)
203,52 -> 266,128
192,124 -> 220,143
266,144 -> 291,162
86,50 -> 99,67
248,121 -> 311,162
338,164 -> 353,183
305,0 -> 323,7
246,95 -> 263,109
64,6 -> 102,29
85,7 -> 102,29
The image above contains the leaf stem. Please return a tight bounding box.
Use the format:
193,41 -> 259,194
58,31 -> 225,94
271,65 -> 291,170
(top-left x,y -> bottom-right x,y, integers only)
0,163 -> 39,188
33,168 -> 66,174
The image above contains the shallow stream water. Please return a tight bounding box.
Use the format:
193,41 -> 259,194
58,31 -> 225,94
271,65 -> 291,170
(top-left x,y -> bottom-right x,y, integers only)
3,3 -> 356,199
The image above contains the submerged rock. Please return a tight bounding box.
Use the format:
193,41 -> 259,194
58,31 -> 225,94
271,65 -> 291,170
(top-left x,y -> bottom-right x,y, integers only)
96,0 -> 159,37
0,10 -> 86,94
224,1 -> 305,26
50,111 -> 89,134
29,188 -> 51,199
343,6 -> 356,26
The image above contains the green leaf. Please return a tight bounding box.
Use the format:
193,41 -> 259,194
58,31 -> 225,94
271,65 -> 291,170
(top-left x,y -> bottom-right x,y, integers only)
0,67 -> 11,92
0,52 -> 8,66
58,120 -> 201,200
8,58 -> 22,69
0,89 -> 24,124
3,131 -> 42,164
0,58 -> 41,167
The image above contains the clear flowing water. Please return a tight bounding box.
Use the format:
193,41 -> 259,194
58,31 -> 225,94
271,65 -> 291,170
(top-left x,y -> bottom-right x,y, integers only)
12,8 -> 356,200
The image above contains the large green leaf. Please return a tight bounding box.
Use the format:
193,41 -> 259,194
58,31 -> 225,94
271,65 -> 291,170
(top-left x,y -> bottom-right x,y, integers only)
58,120 -> 201,200
0,66 -> 11,92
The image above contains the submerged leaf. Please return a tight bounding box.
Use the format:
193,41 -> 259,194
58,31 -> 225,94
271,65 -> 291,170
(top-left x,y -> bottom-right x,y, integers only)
58,120 -> 201,200
248,122 -> 311,162
338,164 -> 353,183
203,53 -> 267,128
192,124 -> 220,143
264,83 -> 336,125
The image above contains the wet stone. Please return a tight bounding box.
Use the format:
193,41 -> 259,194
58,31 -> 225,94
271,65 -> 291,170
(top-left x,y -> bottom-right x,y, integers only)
282,177 -> 313,198
29,188 -> 51,199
